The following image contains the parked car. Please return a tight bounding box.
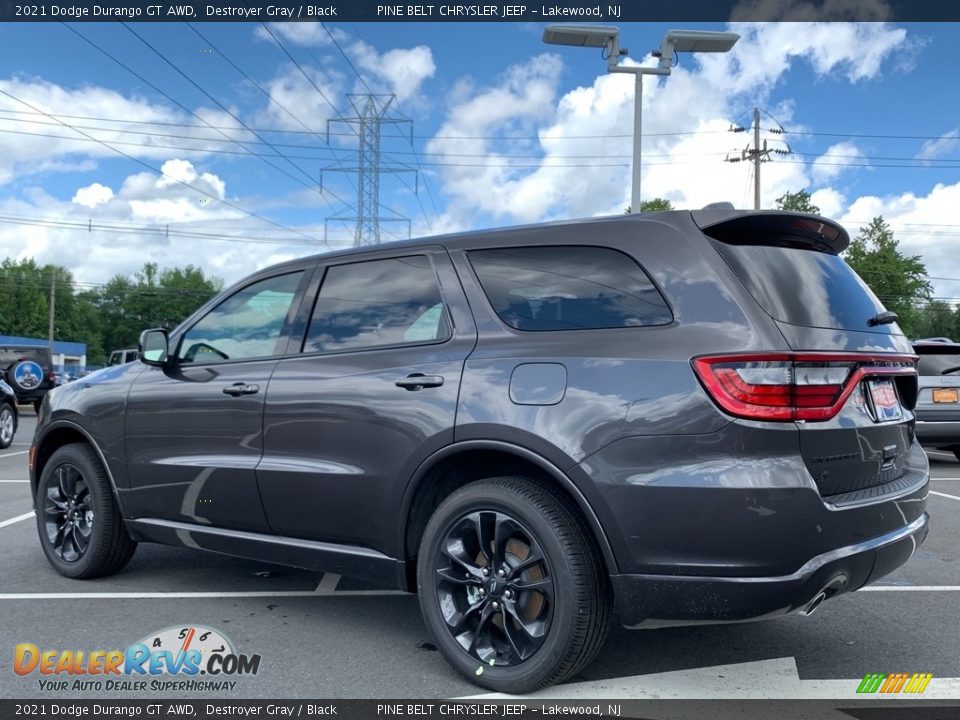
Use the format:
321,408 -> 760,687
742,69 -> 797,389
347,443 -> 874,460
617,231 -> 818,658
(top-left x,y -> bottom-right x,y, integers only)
913,340 -> 960,461
30,208 -> 929,693
107,348 -> 139,366
0,377 -> 18,449
0,345 -> 55,413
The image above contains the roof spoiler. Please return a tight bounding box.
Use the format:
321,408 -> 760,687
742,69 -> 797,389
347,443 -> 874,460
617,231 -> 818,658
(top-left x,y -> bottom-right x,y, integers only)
691,207 -> 850,254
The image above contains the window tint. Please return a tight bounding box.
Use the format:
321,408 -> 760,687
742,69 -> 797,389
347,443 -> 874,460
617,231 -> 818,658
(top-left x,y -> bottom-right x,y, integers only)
178,271 -> 304,364
712,238 -> 892,333
304,255 -> 450,353
468,246 -> 672,331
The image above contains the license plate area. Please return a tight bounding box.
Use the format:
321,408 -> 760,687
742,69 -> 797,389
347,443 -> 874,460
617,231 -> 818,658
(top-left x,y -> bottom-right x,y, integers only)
933,387 -> 959,404
867,378 -> 903,422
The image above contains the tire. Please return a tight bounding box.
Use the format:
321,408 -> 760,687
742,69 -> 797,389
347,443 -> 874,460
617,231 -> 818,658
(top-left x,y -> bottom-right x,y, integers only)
0,403 -> 15,449
36,443 -> 137,579
417,476 -> 612,694
7,360 -> 44,395
954,448 -> 960,463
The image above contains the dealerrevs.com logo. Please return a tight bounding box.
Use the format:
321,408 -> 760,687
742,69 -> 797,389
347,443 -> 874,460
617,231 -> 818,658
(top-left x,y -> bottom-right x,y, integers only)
14,625 -> 262,692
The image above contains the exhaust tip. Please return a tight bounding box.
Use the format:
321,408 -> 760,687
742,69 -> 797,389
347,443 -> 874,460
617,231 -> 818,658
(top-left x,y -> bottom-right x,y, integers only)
805,591 -> 828,616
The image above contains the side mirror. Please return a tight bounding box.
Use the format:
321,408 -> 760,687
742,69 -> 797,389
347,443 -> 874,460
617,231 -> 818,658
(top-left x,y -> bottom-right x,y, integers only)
139,329 -> 171,367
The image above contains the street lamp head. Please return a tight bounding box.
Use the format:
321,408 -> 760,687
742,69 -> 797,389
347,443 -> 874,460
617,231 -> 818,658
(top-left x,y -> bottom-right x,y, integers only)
542,24 -> 620,48
662,30 -> 740,54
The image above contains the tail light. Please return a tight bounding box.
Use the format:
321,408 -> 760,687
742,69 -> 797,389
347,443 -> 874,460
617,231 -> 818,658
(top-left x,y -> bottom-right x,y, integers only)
692,353 -> 916,422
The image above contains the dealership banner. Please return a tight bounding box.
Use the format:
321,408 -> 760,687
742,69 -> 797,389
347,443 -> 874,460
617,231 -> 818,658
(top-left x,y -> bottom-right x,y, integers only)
2,700 -> 960,719
0,0 -> 958,22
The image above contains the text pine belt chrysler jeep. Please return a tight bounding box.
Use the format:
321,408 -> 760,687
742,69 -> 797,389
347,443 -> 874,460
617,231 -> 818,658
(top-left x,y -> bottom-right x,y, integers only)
30,208 -> 929,693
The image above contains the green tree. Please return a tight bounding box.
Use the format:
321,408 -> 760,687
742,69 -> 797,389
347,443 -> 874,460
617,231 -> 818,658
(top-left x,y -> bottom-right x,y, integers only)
844,216 -> 932,336
94,262 -> 222,357
624,198 -> 674,214
774,190 -> 821,214
913,300 -> 958,341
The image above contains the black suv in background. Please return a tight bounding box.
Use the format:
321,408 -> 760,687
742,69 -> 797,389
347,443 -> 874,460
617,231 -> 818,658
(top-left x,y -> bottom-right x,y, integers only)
0,345 -> 55,413
30,209 -> 929,692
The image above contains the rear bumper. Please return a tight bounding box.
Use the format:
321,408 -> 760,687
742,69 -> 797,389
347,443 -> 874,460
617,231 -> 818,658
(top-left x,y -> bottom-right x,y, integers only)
612,512 -> 929,628
915,419 -> 960,446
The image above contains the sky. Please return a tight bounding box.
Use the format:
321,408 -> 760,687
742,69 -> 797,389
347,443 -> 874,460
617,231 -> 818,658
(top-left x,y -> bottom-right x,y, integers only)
1,20 -> 960,304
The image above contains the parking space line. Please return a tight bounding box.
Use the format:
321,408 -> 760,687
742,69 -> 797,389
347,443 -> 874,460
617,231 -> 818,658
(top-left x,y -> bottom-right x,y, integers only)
0,450 -> 29,458
315,573 -> 341,594
0,511 -> 34,529
0,480 -> 28,483
0,589 -> 408,600
930,490 -> 960,501
861,585 -> 960,591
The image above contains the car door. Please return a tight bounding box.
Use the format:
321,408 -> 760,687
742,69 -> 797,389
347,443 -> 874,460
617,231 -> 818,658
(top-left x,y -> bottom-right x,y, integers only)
257,247 -> 476,555
124,266 -> 314,532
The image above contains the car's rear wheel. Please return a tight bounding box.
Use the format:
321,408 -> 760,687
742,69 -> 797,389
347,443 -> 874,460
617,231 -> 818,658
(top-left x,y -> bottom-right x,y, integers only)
36,443 -> 137,578
417,476 -> 611,693
0,403 -> 15,449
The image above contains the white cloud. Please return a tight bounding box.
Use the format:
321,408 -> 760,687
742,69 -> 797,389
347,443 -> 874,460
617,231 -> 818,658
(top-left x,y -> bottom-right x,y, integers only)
917,130 -> 960,161
812,141 -> 866,183
72,182 -> 113,209
427,22 -> 909,224
254,65 -> 342,132
253,22 -> 333,47
0,77 -> 249,186
353,42 -> 437,104
810,187 -> 846,217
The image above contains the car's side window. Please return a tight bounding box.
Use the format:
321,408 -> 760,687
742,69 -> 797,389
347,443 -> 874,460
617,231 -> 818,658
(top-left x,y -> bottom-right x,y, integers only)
177,271 -> 305,364
468,245 -> 672,331
303,255 -> 451,354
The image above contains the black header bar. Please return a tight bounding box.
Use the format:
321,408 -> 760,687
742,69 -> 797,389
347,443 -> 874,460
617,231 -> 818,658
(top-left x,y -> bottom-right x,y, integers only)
0,0 -> 956,22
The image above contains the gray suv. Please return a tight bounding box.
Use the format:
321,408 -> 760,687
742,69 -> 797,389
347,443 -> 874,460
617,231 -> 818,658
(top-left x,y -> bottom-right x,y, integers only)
30,208 -> 929,693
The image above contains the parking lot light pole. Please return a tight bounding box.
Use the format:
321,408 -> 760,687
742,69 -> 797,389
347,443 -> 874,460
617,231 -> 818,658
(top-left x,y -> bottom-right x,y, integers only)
543,26 -> 740,213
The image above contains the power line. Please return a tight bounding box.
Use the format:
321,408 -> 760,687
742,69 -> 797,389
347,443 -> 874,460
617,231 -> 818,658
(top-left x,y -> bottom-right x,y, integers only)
0,86 -> 322,244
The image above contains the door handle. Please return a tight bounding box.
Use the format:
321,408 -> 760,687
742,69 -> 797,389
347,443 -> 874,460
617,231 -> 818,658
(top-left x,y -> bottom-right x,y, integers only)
222,383 -> 260,397
395,374 -> 444,391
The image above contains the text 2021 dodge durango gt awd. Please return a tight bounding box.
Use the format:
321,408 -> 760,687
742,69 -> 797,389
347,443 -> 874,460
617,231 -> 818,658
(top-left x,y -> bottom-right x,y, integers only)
30,207 -> 929,693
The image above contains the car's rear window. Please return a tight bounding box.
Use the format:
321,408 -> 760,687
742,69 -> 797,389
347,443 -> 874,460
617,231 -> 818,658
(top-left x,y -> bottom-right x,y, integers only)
468,246 -> 672,331
915,345 -> 960,376
710,237 -> 893,334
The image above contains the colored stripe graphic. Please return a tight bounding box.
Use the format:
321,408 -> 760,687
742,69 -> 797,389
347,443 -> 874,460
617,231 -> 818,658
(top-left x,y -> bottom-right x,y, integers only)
856,672 -> 932,694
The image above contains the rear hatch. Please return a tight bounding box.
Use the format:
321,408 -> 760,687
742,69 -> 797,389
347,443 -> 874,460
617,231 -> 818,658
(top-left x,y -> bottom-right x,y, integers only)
692,210 -> 922,503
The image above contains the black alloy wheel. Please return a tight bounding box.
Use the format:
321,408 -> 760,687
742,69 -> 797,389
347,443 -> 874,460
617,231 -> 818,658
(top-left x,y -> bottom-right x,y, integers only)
417,476 -> 611,693
43,463 -> 94,562
36,443 -> 137,578
435,510 -> 554,667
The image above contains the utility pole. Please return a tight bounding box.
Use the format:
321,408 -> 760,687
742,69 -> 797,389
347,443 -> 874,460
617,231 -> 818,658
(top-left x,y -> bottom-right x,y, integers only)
323,94 -> 417,247
726,108 -> 791,209
48,271 -> 56,353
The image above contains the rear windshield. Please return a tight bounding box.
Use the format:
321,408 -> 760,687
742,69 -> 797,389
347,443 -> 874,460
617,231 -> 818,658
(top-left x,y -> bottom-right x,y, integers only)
915,345 -> 960,376
711,238 -> 893,334
0,347 -> 51,368
468,246 -> 672,332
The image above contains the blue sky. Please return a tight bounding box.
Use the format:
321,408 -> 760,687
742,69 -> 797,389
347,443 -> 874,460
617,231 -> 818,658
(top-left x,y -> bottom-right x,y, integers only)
0,21 -> 959,301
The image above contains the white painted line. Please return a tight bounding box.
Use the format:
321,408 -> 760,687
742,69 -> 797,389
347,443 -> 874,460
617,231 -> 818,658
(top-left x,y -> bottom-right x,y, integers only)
0,588 -> 409,600
860,585 -> 960,591
0,510 -> 34,529
930,490 -> 960,501
0,450 -> 29,458
930,477 -> 960,481
315,573 -> 341,594
462,657 -> 960,701
0,480 -> 28,483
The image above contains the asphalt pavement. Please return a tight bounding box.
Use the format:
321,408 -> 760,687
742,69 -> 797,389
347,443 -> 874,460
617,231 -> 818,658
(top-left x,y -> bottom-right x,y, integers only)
1,410 -> 959,699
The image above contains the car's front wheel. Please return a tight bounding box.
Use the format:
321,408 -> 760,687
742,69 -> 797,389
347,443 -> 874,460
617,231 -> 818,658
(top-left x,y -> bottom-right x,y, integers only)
417,477 -> 611,694
36,443 -> 137,578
